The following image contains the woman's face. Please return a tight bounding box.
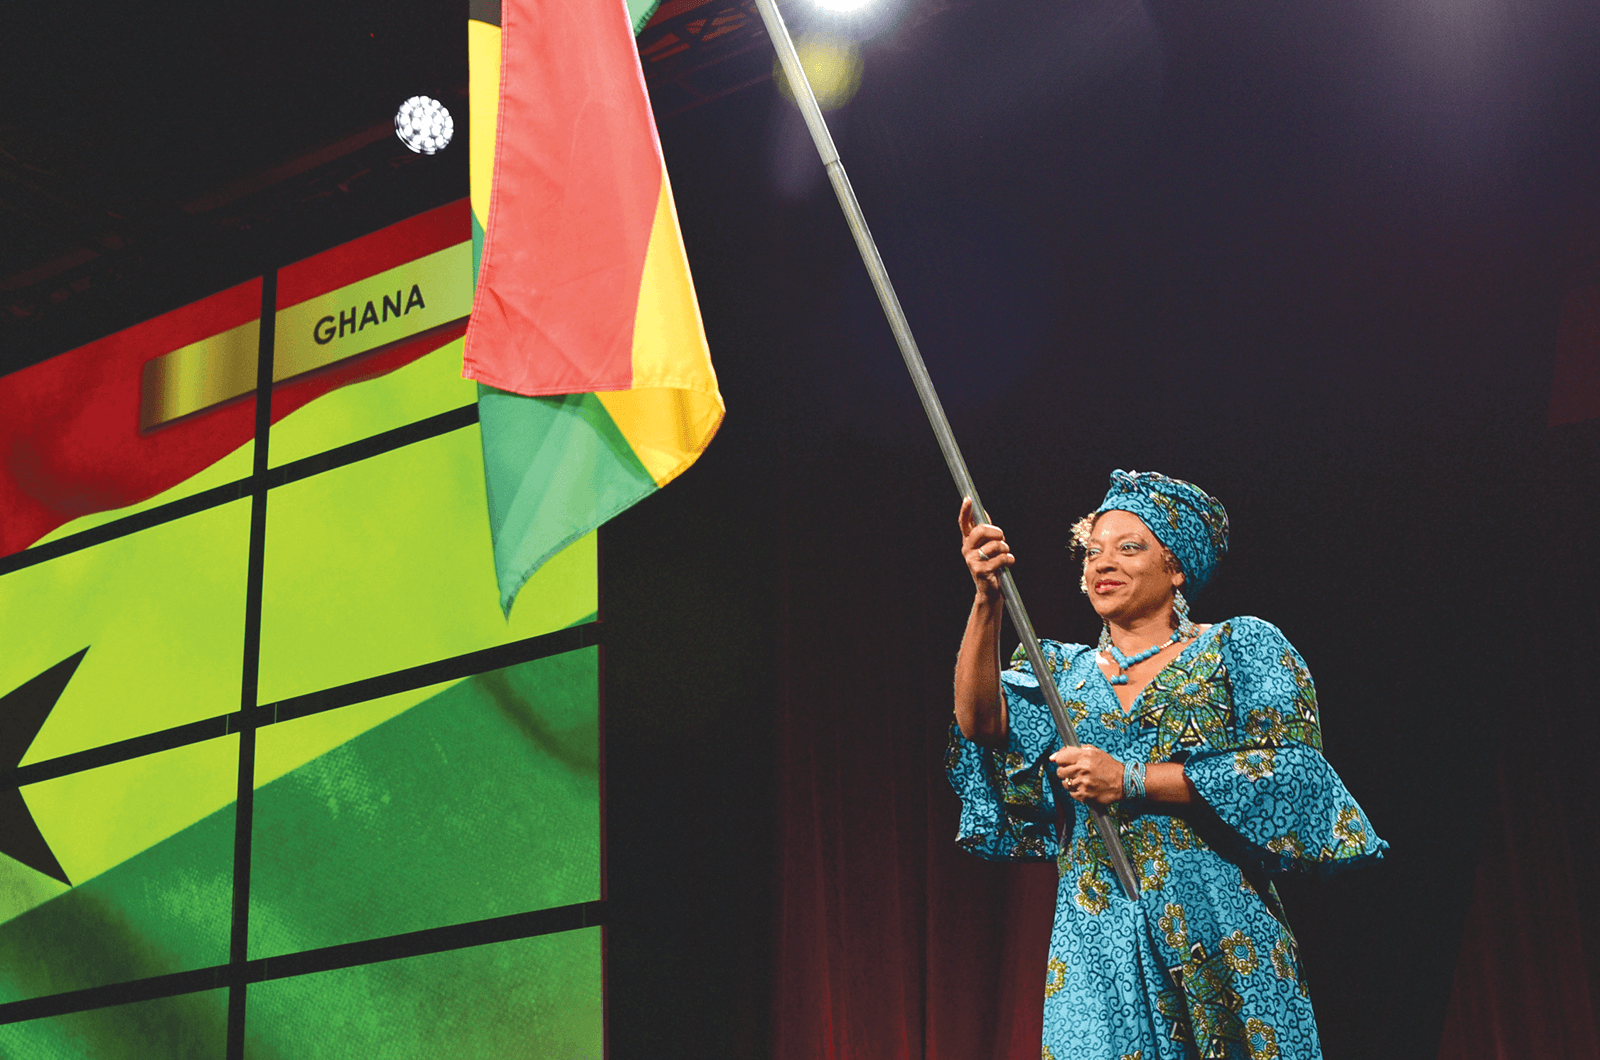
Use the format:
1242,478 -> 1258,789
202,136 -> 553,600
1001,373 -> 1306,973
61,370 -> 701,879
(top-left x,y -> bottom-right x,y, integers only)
1082,509 -> 1184,626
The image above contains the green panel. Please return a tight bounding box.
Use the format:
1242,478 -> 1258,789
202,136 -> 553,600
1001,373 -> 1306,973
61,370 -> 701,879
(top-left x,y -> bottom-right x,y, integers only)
243,927 -> 603,1060
265,338 -> 476,470
258,425 -> 597,703
4,735 -> 239,926
0,746 -> 236,1002
0,987 -> 226,1060
249,650 -> 598,958
0,501 -> 248,765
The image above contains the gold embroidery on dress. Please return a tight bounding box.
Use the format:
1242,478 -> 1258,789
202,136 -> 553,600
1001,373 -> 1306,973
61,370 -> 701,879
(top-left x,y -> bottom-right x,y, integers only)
1076,863 -> 1112,915
1159,902 -> 1189,951
1279,648 -> 1323,749
1245,1017 -> 1281,1059
1219,930 -> 1259,975
1266,831 -> 1305,859
1332,805 -> 1366,854
1168,817 -> 1201,851
1232,747 -> 1277,780
1123,818 -> 1172,891
1044,956 -> 1068,999
1269,930 -> 1307,996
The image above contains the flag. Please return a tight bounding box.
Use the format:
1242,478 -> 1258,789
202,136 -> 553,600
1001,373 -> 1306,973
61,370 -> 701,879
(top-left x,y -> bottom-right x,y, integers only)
466,0 -> 723,615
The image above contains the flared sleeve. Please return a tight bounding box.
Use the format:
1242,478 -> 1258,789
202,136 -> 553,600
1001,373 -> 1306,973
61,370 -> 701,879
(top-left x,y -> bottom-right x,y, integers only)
945,641 -> 1081,862
1182,617 -> 1387,876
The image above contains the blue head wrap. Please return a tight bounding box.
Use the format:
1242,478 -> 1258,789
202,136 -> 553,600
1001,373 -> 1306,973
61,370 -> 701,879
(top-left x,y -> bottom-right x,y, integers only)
1096,470 -> 1230,596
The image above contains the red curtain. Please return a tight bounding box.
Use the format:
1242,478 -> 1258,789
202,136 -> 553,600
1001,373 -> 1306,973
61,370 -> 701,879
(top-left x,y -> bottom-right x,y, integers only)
767,478 -> 1057,1060
1435,430 -> 1600,1060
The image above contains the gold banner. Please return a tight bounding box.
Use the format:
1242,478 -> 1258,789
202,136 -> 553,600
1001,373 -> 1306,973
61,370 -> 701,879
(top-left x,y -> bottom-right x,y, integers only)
140,242 -> 471,430
139,318 -> 261,430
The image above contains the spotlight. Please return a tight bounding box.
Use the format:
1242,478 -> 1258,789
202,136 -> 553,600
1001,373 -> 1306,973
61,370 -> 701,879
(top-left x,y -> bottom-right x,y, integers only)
774,36 -> 863,110
812,0 -> 875,11
395,96 -> 454,155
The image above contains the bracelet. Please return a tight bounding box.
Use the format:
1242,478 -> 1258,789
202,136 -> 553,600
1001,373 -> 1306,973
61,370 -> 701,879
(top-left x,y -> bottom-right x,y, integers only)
1121,759 -> 1147,803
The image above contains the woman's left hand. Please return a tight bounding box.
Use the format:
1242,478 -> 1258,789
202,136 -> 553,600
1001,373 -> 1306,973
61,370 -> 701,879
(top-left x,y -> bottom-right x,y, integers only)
1051,745 -> 1124,808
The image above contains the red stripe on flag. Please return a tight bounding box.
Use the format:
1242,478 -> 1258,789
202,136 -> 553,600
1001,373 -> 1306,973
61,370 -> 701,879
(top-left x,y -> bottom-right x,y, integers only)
463,0 -> 661,396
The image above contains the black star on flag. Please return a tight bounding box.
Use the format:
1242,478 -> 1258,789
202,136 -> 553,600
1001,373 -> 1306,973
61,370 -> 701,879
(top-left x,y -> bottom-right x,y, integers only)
0,648 -> 88,886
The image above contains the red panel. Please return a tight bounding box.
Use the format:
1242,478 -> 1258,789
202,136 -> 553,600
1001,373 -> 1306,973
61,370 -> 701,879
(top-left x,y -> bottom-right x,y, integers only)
276,199 -> 471,309
0,294 -> 466,561
0,279 -> 262,558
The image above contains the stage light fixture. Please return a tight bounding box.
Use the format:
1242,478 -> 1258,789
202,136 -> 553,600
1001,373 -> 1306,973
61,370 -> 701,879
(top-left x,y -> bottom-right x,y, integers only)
394,96 -> 454,155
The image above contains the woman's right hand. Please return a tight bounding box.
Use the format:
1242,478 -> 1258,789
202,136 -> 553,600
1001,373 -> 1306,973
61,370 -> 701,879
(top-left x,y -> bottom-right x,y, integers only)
959,498 -> 1014,599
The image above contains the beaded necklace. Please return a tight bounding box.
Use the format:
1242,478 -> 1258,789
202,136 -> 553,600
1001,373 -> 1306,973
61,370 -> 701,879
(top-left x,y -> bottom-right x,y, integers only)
1096,607 -> 1199,685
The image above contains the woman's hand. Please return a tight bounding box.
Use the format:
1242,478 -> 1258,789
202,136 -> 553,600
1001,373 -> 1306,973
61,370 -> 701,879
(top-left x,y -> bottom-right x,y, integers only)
1051,745 -> 1124,809
959,498 -> 1014,599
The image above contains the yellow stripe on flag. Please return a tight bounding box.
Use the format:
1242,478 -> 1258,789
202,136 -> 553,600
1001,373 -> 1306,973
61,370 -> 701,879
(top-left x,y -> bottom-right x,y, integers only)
596,172 -> 724,487
468,19 -> 501,232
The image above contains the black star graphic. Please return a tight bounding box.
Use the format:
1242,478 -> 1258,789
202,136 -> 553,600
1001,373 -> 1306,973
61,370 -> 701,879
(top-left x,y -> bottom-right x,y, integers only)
0,648 -> 88,886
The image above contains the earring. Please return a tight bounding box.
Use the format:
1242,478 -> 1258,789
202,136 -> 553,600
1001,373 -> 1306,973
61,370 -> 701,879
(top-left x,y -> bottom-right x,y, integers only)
1173,588 -> 1198,639
1097,621 -> 1112,651
1079,575 -> 1089,595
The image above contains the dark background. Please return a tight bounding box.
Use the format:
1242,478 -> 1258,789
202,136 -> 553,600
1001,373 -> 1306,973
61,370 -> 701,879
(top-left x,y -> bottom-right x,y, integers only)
5,0 -> 1600,1055
608,0 -> 1600,1052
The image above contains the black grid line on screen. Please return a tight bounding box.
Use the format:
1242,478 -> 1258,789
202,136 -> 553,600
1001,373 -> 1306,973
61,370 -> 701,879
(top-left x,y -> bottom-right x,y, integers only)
0,405 -> 479,581
224,269 -> 277,1057
0,899 -> 606,1026
0,625 -> 603,794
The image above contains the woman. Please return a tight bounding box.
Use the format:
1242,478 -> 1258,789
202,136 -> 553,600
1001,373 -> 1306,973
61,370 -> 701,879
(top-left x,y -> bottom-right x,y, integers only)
947,470 -> 1385,1060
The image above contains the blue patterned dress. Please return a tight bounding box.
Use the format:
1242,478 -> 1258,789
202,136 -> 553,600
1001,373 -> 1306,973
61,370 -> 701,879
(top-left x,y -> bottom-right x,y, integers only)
946,617 -> 1386,1060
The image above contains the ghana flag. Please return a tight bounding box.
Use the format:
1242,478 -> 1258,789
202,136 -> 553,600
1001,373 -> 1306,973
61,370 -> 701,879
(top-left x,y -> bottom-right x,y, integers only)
467,0 -> 724,615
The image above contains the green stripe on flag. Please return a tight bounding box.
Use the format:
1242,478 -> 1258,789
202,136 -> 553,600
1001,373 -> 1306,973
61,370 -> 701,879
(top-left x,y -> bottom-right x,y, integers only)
628,0 -> 661,32
478,385 -> 656,616
471,211 -> 485,285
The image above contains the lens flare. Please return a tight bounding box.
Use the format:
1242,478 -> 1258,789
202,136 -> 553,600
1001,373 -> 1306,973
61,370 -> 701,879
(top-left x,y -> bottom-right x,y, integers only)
773,36 -> 863,111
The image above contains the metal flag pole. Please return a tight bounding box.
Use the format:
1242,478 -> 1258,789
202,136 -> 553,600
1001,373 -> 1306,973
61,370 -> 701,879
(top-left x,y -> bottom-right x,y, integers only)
750,0 -> 1140,901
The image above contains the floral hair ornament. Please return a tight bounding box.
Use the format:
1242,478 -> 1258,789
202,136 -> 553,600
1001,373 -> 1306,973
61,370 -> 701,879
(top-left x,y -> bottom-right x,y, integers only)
1096,469 -> 1230,597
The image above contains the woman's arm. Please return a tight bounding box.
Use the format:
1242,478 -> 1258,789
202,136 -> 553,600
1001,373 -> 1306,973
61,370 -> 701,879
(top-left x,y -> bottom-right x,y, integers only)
954,592 -> 1007,745
953,498 -> 1014,747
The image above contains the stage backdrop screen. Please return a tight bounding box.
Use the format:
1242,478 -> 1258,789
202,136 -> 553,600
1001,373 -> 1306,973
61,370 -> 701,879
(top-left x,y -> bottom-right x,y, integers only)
0,199 -> 603,1059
